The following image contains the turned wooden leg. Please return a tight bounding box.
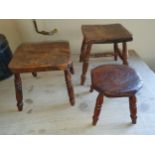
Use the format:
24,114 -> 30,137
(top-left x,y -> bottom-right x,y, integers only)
81,61 -> 88,85
129,95 -> 137,124
80,44 -> 92,85
64,68 -> 75,106
79,38 -> 86,62
114,43 -> 118,61
32,72 -> 37,77
14,73 -> 23,111
122,42 -> 128,65
92,93 -> 104,126
70,62 -> 75,75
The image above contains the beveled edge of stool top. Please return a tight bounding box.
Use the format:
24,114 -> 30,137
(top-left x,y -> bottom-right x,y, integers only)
91,64 -> 143,97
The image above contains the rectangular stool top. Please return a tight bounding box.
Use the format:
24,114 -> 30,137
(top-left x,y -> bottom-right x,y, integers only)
9,41 -> 72,73
82,24 -> 133,44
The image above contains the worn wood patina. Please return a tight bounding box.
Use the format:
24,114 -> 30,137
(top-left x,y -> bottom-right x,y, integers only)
80,24 -> 133,85
9,41 -> 75,111
90,64 -> 143,125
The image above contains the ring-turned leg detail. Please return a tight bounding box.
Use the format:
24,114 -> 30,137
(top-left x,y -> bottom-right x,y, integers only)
81,61 -> 89,85
14,73 -> 23,111
70,62 -> 75,75
64,68 -> 75,106
92,93 -> 104,126
129,95 -> 137,124
122,42 -> 128,65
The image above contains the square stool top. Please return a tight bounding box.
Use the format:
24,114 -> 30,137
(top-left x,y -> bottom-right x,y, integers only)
9,41 -> 72,73
82,24 -> 133,44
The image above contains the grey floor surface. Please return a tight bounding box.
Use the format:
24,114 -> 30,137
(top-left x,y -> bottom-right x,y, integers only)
0,50 -> 155,135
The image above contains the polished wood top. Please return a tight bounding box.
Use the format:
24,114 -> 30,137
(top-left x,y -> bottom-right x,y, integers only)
9,41 -> 72,73
82,24 -> 133,44
91,64 -> 143,97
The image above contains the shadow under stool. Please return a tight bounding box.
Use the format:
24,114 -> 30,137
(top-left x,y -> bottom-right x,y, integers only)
80,24 -> 133,85
90,64 -> 143,125
9,41 -> 75,111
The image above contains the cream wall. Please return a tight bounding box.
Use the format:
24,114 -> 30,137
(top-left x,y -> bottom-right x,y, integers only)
6,19 -> 155,71
0,19 -> 22,52
15,19 -> 155,71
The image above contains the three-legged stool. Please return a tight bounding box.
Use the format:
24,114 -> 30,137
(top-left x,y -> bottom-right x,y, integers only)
90,64 -> 143,125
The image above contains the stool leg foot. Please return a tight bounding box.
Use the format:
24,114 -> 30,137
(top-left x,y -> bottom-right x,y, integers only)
129,95 -> 137,124
70,62 -> 75,75
32,72 -> 37,77
92,93 -> 104,126
14,73 -> 23,111
64,68 -> 75,106
89,85 -> 94,93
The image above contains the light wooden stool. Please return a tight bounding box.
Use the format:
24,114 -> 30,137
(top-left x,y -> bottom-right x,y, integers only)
9,41 -> 75,111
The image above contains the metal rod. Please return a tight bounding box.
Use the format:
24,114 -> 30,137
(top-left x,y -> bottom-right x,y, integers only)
32,19 -> 58,36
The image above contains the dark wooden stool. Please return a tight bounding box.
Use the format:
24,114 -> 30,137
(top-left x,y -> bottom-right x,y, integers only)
80,24 -> 133,85
9,41 -> 75,111
90,64 -> 143,125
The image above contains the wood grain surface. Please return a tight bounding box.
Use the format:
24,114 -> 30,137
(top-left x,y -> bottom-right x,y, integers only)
91,64 -> 143,97
9,41 -> 72,73
82,24 -> 133,44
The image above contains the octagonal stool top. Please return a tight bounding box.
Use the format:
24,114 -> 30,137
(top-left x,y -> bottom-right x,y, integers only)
91,64 -> 143,97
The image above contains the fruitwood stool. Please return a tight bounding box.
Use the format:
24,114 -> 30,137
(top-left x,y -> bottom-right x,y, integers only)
90,64 -> 143,125
80,24 -> 133,85
9,41 -> 75,111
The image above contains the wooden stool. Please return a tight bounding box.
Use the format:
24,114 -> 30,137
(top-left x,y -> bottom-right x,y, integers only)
80,24 -> 133,85
9,41 -> 75,111
90,64 -> 143,125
